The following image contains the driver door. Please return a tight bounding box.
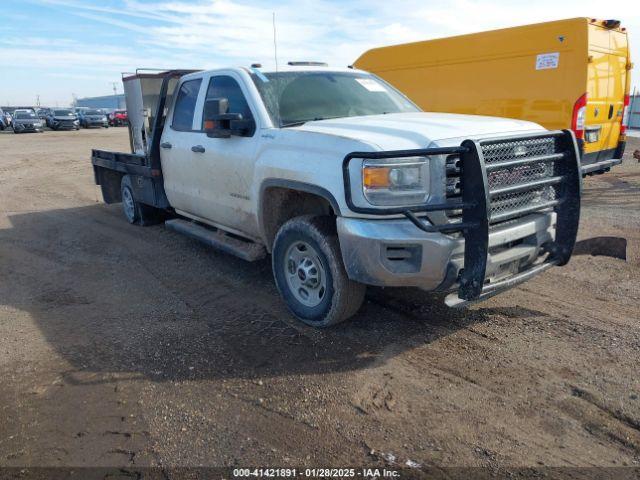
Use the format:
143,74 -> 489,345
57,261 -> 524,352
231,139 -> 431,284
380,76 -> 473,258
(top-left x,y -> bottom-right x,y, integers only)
191,72 -> 261,237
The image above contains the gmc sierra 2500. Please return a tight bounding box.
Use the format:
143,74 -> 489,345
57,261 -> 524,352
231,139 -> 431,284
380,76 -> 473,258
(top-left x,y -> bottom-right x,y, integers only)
92,66 -> 581,327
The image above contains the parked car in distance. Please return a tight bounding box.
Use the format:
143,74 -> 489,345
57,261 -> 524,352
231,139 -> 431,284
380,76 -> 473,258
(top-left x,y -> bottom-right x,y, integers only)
12,110 -> 44,133
36,108 -> 51,121
78,109 -> 109,128
109,109 -> 128,126
0,108 -> 7,130
46,109 -> 80,130
3,110 -> 13,129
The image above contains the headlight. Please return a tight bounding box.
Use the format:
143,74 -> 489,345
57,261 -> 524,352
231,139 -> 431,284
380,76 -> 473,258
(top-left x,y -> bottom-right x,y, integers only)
73,119 -> 79,124
362,158 -> 428,206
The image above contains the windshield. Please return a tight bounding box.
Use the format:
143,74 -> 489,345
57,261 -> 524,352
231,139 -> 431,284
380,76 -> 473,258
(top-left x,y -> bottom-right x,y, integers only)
16,112 -> 36,119
250,71 -> 420,127
86,110 -> 102,115
54,110 -> 74,116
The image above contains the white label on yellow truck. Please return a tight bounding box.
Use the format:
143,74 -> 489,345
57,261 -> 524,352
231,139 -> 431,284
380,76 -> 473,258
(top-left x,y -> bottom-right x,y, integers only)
535,52 -> 560,70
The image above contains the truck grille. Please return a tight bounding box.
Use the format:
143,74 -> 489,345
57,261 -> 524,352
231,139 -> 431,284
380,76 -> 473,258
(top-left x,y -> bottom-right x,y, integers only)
446,134 -> 566,224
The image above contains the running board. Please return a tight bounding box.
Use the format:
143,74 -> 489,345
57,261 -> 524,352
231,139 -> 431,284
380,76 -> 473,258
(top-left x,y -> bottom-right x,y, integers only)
165,219 -> 266,262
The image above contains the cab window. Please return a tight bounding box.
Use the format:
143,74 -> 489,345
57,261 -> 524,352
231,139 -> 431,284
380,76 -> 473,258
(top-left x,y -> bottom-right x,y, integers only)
203,75 -> 255,136
172,79 -> 202,131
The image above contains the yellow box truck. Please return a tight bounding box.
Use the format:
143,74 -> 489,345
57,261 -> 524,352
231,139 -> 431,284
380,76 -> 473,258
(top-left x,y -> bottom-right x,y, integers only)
354,18 -> 632,174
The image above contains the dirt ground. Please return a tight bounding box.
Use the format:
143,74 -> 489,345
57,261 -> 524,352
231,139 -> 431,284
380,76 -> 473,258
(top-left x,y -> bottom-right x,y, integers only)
0,127 -> 639,478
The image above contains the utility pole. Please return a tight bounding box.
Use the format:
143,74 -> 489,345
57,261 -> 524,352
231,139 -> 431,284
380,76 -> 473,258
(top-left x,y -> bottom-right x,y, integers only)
36,95 -> 41,107
111,82 -> 119,109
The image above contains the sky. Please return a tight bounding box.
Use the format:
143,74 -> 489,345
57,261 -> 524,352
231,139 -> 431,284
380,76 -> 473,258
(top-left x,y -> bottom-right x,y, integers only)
0,0 -> 638,106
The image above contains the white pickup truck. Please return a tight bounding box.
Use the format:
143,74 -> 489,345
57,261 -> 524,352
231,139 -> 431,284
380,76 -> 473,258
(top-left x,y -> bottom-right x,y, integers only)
92,65 -> 582,327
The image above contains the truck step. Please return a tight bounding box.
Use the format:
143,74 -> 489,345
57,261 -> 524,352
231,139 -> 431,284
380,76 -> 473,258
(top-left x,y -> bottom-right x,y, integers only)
165,219 -> 266,262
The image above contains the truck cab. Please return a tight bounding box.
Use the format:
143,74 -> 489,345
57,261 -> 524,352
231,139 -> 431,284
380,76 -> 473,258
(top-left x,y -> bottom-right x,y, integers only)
92,66 -> 582,327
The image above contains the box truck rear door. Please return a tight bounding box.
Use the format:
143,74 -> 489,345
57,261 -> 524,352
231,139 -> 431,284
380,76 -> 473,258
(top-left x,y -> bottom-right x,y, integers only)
585,26 -> 628,161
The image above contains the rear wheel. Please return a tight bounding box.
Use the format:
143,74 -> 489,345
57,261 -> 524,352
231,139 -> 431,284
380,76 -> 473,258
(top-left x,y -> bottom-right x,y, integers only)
272,215 -> 365,327
120,175 -> 162,226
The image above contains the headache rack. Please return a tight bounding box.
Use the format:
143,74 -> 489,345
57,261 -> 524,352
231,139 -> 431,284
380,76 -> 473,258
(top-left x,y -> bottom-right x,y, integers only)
342,130 -> 582,305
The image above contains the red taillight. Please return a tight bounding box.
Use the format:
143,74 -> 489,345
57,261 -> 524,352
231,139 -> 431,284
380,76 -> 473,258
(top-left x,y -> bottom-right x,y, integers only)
620,94 -> 630,136
571,93 -> 588,140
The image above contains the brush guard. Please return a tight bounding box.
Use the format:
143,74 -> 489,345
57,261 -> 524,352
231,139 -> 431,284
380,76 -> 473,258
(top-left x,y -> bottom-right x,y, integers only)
342,130 -> 582,306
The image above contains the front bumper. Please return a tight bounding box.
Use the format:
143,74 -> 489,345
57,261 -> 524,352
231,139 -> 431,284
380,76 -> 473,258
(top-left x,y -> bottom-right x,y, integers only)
52,120 -> 79,129
86,119 -> 108,127
14,124 -> 42,132
338,212 -> 555,292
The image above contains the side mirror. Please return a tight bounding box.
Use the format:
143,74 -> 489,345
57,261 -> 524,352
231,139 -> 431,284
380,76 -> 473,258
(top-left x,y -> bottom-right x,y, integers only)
203,98 -> 242,138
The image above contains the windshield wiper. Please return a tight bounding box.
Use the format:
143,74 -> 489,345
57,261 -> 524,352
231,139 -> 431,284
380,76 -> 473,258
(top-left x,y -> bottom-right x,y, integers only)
280,120 -> 307,128
280,116 -> 346,128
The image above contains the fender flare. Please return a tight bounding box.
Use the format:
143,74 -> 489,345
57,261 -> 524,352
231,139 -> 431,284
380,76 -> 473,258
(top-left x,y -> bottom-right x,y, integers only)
258,178 -> 342,247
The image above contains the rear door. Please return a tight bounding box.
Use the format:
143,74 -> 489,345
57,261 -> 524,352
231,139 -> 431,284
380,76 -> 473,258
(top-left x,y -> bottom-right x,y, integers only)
605,41 -> 628,149
159,76 -> 205,214
585,25 -> 628,160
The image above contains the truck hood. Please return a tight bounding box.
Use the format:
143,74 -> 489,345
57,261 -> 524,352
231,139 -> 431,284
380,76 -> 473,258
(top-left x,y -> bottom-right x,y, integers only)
291,112 -> 545,149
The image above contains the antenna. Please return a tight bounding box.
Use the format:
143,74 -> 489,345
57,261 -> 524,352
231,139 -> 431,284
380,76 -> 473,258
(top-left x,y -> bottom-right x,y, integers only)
272,12 -> 279,73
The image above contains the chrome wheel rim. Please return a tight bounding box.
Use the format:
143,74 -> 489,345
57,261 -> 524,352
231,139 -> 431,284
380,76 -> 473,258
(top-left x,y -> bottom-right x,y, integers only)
284,241 -> 327,308
122,187 -> 136,222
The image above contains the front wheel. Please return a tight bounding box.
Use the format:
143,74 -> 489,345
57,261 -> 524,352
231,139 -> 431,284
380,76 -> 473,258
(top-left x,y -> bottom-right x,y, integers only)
272,216 -> 365,327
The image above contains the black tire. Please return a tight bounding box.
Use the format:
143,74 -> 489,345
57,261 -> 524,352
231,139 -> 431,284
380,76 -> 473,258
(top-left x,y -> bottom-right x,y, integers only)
272,215 -> 365,327
120,175 -> 162,226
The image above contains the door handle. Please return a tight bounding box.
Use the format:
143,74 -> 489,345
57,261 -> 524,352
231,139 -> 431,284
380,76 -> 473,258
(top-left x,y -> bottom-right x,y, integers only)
160,142 -> 172,149
191,145 -> 206,153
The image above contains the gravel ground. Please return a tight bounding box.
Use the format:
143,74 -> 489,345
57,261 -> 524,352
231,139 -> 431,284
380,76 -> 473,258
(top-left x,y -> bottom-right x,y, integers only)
0,128 -> 639,478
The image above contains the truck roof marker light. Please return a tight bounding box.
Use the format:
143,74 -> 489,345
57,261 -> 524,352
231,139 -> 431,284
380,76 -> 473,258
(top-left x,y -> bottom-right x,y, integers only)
621,94 -> 630,136
251,68 -> 269,83
571,93 -> 587,140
